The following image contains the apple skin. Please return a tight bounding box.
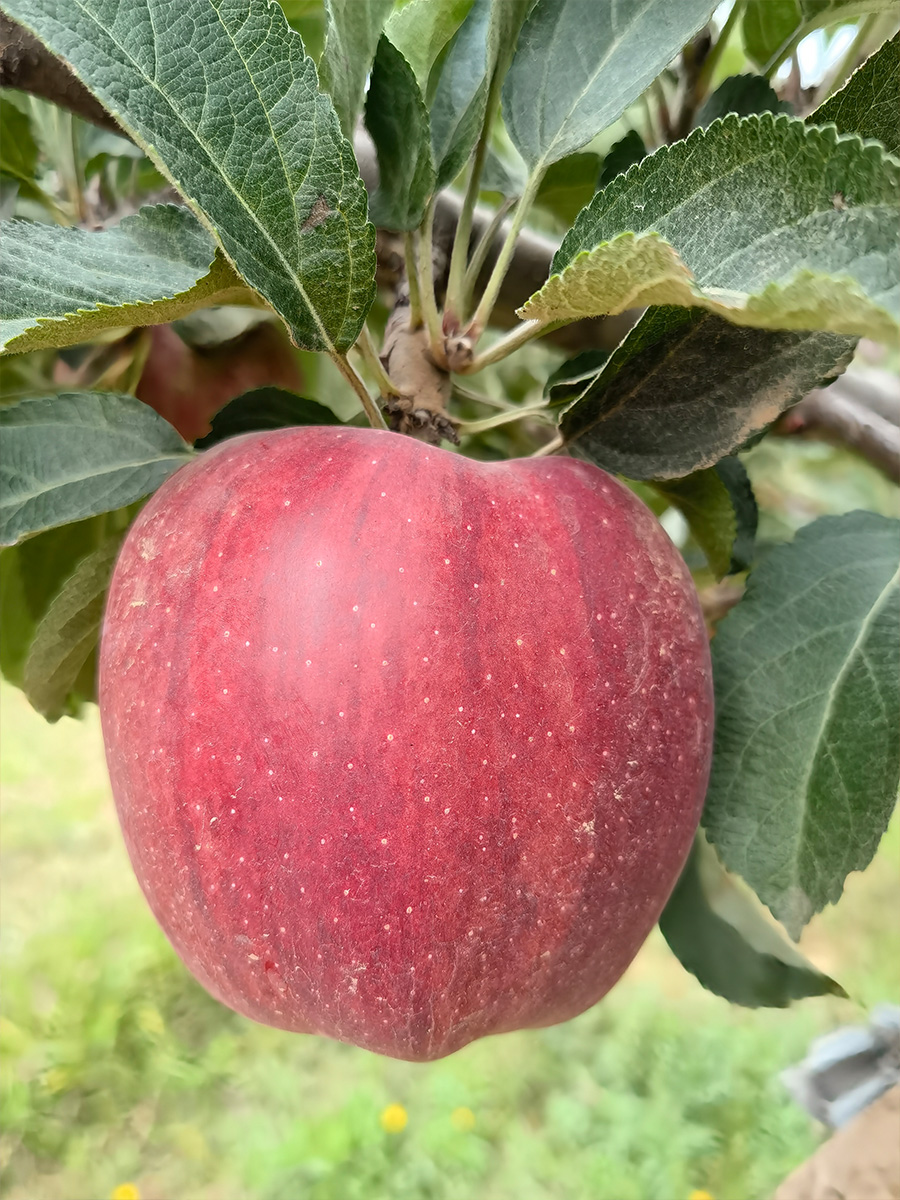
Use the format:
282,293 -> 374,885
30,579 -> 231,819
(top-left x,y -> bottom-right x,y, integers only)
135,323 -> 305,442
99,426 -> 713,1061
53,322 -> 305,444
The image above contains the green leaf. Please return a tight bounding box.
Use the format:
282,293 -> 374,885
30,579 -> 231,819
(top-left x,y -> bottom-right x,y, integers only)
810,31 -> 900,155
429,0 -> 494,188
715,456 -> 758,574
695,74 -> 792,128
535,153 -> 602,226
743,1 -> 897,71
544,348 -> 610,406
0,205 -> 248,355
523,115 -> 900,342
386,0 -> 477,93
560,305 -> 856,479
0,515 -> 107,688
195,386 -> 342,449
429,0 -> 533,190
652,469 -> 737,579
554,74 -> 900,484
742,1 -> 803,70
660,835 -> 846,1007
319,0 -> 394,138
23,535 -> 122,720
0,96 -> 66,218
653,458 -> 757,578
597,129 -> 647,190
489,0 -> 536,82
480,144 -> 527,198
4,0 -> 376,353
0,95 -> 39,188
502,0 -> 717,171
704,511 -> 900,938
364,36 -> 436,231
0,392 -> 192,545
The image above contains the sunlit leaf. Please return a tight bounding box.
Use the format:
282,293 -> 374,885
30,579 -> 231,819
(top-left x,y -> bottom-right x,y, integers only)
386,0 -> 476,92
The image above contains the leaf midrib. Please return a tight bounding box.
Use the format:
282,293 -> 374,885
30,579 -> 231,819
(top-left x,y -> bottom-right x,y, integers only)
715,551 -> 899,708
68,0 -> 335,351
789,563 -> 900,886
534,0 -> 655,172
1,452 -> 191,510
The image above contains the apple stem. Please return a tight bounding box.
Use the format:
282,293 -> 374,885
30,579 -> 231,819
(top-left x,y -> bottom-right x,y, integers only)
331,352 -> 389,430
355,326 -> 403,398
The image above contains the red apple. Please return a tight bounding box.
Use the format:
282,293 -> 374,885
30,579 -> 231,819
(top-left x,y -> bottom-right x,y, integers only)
99,427 -> 712,1061
135,322 -> 305,441
55,321 -> 305,443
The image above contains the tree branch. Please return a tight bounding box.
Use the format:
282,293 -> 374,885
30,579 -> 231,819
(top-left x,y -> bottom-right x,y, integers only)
0,14 -> 121,131
775,371 -> 900,483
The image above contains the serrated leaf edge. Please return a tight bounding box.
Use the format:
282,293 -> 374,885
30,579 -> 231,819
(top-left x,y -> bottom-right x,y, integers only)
7,3 -> 373,354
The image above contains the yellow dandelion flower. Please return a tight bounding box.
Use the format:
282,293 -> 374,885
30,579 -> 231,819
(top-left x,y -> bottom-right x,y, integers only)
688,1190 -> 715,1200
380,1103 -> 408,1133
110,1185 -> 141,1200
450,1106 -> 476,1132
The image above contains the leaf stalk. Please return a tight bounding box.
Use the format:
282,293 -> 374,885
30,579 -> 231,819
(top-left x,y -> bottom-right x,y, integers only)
459,319 -> 549,373
416,197 -> 446,364
444,70 -> 502,324
529,433 -> 564,457
451,382 -> 516,411
462,196 -> 518,314
355,325 -> 402,397
468,167 -> 545,340
456,403 -> 552,436
331,352 -> 389,430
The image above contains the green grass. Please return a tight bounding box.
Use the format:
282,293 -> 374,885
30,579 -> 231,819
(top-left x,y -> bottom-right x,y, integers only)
1,683 -> 898,1200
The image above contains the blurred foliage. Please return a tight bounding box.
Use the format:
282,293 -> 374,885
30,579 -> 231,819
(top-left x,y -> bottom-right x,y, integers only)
742,434 -> 900,548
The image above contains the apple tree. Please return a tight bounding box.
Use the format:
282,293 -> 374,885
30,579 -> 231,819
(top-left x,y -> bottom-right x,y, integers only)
0,0 -> 898,1055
